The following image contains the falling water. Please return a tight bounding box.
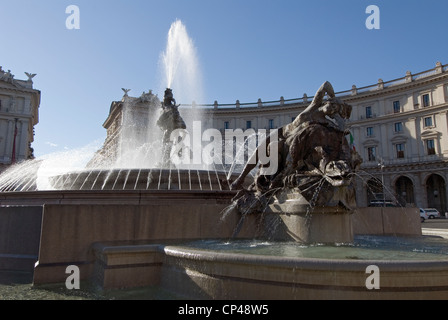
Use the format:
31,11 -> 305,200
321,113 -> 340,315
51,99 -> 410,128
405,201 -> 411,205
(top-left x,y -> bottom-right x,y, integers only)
123,170 -> 131,190
352,171 -> 400,205
79,171 -> 93,190
146,169 -> 153,190
91,170 -> 103,190
134,169 -> 142,190
101,169 -> 113,190
225,131 -> 260,181
116,97 -> 161,169
112,169 -> 122,190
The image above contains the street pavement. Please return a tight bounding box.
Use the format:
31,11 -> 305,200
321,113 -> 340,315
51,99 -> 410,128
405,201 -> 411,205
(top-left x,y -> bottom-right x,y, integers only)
422,218 -> 448,229
421,218 -> 448,239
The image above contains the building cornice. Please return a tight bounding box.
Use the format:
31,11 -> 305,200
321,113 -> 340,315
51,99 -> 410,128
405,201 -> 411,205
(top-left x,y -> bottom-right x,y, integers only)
199,62 -> 448,115
0,80 -> 40,94
103,101 -> 123,128
361,158 -> 448,176
202,103 -> 306,116
344,72 -> 448,103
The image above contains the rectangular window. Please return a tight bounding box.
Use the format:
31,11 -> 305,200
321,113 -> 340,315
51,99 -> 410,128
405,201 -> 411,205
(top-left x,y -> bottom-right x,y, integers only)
366,106 -> 372,118
366,127 -> 374,137
422,94 -> 430,107
268,119 -> 274,129
224,121 -> 230,130
396,144 -> 405,159
246,121 -> 252,129
426,139 -> 436,155
424,117 -> 433,127
367,147 -> 376,162
393,101 -> 401,113
394,122 -> 403,133
291,117 -> 296,123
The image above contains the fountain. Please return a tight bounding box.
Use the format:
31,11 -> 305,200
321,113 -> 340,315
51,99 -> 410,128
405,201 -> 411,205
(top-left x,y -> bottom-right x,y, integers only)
0,20 -> 447,300
230,81 -> 362,244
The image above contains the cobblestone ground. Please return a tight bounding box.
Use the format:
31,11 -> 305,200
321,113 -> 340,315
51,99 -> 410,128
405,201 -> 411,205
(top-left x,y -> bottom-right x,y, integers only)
0,271 -> 179,300
0,271 -> 99,300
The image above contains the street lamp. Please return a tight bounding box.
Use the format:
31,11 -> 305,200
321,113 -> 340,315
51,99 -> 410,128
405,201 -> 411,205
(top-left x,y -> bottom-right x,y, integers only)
378,158 -> 385,207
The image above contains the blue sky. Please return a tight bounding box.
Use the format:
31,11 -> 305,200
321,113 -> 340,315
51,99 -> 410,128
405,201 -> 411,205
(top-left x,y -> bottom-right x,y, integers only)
1,0 -> 448,157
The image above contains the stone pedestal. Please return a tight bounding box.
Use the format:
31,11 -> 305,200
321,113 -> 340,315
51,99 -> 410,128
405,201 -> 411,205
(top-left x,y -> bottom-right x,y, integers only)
265,189 -> 354,244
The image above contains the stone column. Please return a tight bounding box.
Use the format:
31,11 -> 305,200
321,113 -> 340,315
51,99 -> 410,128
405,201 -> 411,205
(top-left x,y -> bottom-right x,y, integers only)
418,172 -> 427,208
408,117 -> 419,159
414,116 -> 422,156
439,111 -> 448,154
378,99 -> 385,117
21,97 -> 30,115
444,171 -> 448,214
379,123 -> 389,159
19,120 -> 28,161
4,120 -> 13,162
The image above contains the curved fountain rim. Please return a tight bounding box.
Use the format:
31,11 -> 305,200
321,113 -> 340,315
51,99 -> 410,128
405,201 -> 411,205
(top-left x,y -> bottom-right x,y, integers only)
0,189 -> 239,206
0,189 -> 238,195
0,189 -> 239,200
163,244 -> 448,270
47,167 -> 232,173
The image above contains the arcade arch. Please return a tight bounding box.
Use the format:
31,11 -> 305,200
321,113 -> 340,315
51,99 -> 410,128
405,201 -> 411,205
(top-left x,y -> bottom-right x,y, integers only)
394,176 -> 415,207
425,174 -> 446,213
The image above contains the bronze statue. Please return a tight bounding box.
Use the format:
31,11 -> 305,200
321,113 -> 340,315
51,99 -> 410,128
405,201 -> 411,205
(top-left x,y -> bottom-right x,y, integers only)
157,88 -> 187,167
231,81 -> 362,213
162,88 -> 176,108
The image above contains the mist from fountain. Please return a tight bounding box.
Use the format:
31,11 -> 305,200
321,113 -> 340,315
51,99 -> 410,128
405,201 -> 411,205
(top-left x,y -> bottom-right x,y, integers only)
0,19 -> 220,192
113,95 -> 163,169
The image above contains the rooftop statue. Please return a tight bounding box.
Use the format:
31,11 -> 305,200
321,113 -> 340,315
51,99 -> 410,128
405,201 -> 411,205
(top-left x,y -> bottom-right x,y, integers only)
231,81 -> 362,214
0,69 -> 15,83
121,88 -> 131,97
25,72 -> 37,82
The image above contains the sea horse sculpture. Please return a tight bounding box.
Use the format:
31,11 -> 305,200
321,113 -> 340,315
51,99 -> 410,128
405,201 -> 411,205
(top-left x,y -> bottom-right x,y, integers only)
231,81 -> 362,214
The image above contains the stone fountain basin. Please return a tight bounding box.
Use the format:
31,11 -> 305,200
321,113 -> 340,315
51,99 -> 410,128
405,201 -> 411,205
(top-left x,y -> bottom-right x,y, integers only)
92,240 -> 448,300
0,187 -> 441,300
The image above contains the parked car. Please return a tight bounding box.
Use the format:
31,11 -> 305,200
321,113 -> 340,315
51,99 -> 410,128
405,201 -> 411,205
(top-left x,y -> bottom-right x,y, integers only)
420,208 -> 440,220
420,209 -> 428,222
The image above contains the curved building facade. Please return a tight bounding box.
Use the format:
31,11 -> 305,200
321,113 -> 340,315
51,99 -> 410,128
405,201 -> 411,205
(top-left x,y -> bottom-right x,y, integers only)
203,62 -> 448,212
95,62 -> 448,212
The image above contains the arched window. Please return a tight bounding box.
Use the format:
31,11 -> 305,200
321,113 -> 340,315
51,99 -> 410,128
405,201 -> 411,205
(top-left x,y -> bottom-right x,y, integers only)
395,176 -> 414,206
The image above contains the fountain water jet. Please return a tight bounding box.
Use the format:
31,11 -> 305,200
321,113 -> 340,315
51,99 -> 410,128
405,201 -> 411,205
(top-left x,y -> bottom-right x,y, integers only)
160,19 -> 203,104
